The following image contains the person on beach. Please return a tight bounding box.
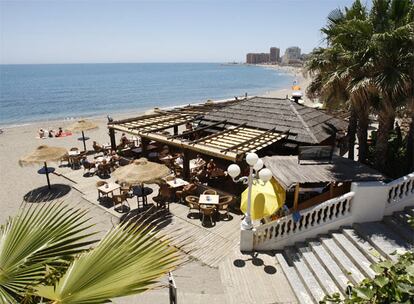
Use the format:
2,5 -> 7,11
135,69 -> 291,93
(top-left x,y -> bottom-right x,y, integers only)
55,127 -> 63,137
48,129 -> 54,138
38,129 -> 45,138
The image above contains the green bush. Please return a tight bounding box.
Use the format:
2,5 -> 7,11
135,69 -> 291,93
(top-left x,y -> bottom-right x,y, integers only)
321,251 -> 414,303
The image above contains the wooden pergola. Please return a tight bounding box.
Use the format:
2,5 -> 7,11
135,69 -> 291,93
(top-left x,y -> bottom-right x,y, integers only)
108,100 -> 289,177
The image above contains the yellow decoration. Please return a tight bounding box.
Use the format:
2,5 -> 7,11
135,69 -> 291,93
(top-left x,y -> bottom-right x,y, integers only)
240,178 -> 286,220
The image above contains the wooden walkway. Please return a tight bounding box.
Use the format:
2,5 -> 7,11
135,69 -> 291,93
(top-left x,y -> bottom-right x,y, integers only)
57,166 -> 297,302
58,167 -> 242,268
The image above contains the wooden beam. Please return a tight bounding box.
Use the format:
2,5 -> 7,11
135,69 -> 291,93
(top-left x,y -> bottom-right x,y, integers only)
168,120 -> 227,139
293,183 -> 300,211
141,117 -> 197,134
130,114 -> 186,130
189,123 -> 247,144
220,128 -> 276,153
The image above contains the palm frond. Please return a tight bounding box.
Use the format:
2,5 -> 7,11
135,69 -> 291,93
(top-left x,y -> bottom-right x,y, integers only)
35,215 -> 181,304
0,202 -> 97,301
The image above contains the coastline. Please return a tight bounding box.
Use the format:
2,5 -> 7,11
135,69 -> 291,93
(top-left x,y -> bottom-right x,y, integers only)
0,63 -> 311,225
0,64 -> 311,131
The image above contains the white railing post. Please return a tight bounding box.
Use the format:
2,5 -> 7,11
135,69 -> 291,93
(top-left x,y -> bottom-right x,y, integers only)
350,181 -> 388,223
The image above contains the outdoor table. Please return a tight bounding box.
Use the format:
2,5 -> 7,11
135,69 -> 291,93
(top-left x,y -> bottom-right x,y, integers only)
97,182 -> 120,198
177,159 -> 199,171
166,178 -> 189,188
96,156 -> 111,163
68,150 -> 80,156
78,136 -> 90,141
199,194 -> 219,206
132,186 -> 153,208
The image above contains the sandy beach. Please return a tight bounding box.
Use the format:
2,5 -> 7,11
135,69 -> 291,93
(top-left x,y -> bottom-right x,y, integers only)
0,67 -> 308,303
0,64 -> 312,218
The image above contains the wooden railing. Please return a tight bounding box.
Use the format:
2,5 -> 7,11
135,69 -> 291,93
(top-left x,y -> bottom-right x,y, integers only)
253,192 -> 354,248
387,173 -> 414,205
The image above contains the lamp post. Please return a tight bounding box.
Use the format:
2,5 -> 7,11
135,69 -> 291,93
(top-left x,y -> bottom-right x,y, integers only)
227,152 -> 272,230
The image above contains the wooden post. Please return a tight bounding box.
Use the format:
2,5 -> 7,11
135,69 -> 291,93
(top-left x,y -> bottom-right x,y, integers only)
329,182 -> 335,198
141,137 -> 149,158
293,183 -> 300,211
182,149 -> 190,179
173,125 -> 178,135
109,127 -> 116,150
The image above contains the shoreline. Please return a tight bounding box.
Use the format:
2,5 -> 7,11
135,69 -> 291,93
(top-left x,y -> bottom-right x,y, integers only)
0,64 -> 310,131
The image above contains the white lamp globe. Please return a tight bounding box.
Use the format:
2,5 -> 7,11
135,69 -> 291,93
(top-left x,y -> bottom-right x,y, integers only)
246,152 -> 259,166
259,168 -> 272,182
253,158 -> 263,171
227,164 -> 241,178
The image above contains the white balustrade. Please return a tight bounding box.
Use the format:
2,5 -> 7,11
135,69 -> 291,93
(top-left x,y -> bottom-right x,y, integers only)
387,173 -> 414,205
253,192 -> 354,249
247,172 -> 414,251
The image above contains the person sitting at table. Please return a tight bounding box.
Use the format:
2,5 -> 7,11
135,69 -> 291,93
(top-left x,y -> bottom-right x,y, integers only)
55,127 -> 63,137
92,141 -> 105,154
175,177 -> 198,202
194,154 -> 205,166
97,159 -> 111,177
159,146 -> 171,159
153,180 -> 174,208
82,157 -> 96,174
117,133 -> 130,149
175,153 -> 184,166
206,159 -> 217,175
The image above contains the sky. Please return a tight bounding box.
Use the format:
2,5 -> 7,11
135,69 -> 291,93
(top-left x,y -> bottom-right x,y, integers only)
0,0 -> 357,64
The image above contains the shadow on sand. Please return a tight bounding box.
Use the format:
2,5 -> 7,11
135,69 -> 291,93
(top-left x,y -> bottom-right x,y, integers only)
23,184 -> 72,203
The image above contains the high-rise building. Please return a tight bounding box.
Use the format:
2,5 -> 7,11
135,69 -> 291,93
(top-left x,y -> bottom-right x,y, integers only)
269,47 -> 280,62
246,53 -> 270,64
285,46 -> 301,60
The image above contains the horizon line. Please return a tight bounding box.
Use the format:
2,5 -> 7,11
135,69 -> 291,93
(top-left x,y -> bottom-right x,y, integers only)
0,61 -> 245,66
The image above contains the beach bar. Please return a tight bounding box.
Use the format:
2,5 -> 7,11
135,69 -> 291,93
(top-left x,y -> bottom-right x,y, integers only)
107,97 -> 349,193
262,154 -> 385,213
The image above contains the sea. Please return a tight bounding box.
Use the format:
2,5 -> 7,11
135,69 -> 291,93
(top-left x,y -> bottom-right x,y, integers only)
0,63 -> 294,127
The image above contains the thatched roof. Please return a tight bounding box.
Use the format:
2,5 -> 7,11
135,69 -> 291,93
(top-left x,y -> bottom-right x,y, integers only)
262,155 -> 385,190
203,97 -> 347,144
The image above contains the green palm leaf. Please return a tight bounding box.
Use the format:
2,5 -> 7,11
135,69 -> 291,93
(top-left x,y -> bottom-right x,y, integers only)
35,215 -> 181,303
0,202 -> 97,302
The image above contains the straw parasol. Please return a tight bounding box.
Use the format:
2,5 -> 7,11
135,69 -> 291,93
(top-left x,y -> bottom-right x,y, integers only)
113,158 -> 170,186
67,119 -> 98,151
19,145 -> 67,189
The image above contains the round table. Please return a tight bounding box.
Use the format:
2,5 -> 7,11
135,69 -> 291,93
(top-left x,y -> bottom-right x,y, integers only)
132,186 -> 154,209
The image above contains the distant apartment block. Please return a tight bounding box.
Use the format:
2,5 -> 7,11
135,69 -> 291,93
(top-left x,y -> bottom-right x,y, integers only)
269,47 -> 280,63
246,53 -> 270,64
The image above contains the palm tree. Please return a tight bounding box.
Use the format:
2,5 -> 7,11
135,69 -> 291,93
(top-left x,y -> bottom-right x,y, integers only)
0,202 -> 180,303
306,0 -> 414,172
306,0 -> 371,162
367,0 -> 414,172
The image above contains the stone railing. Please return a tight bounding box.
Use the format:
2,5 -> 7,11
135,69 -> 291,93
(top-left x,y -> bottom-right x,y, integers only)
253,192 -> 354,250
387,173 -> 414,205
239,172 -> 414,251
